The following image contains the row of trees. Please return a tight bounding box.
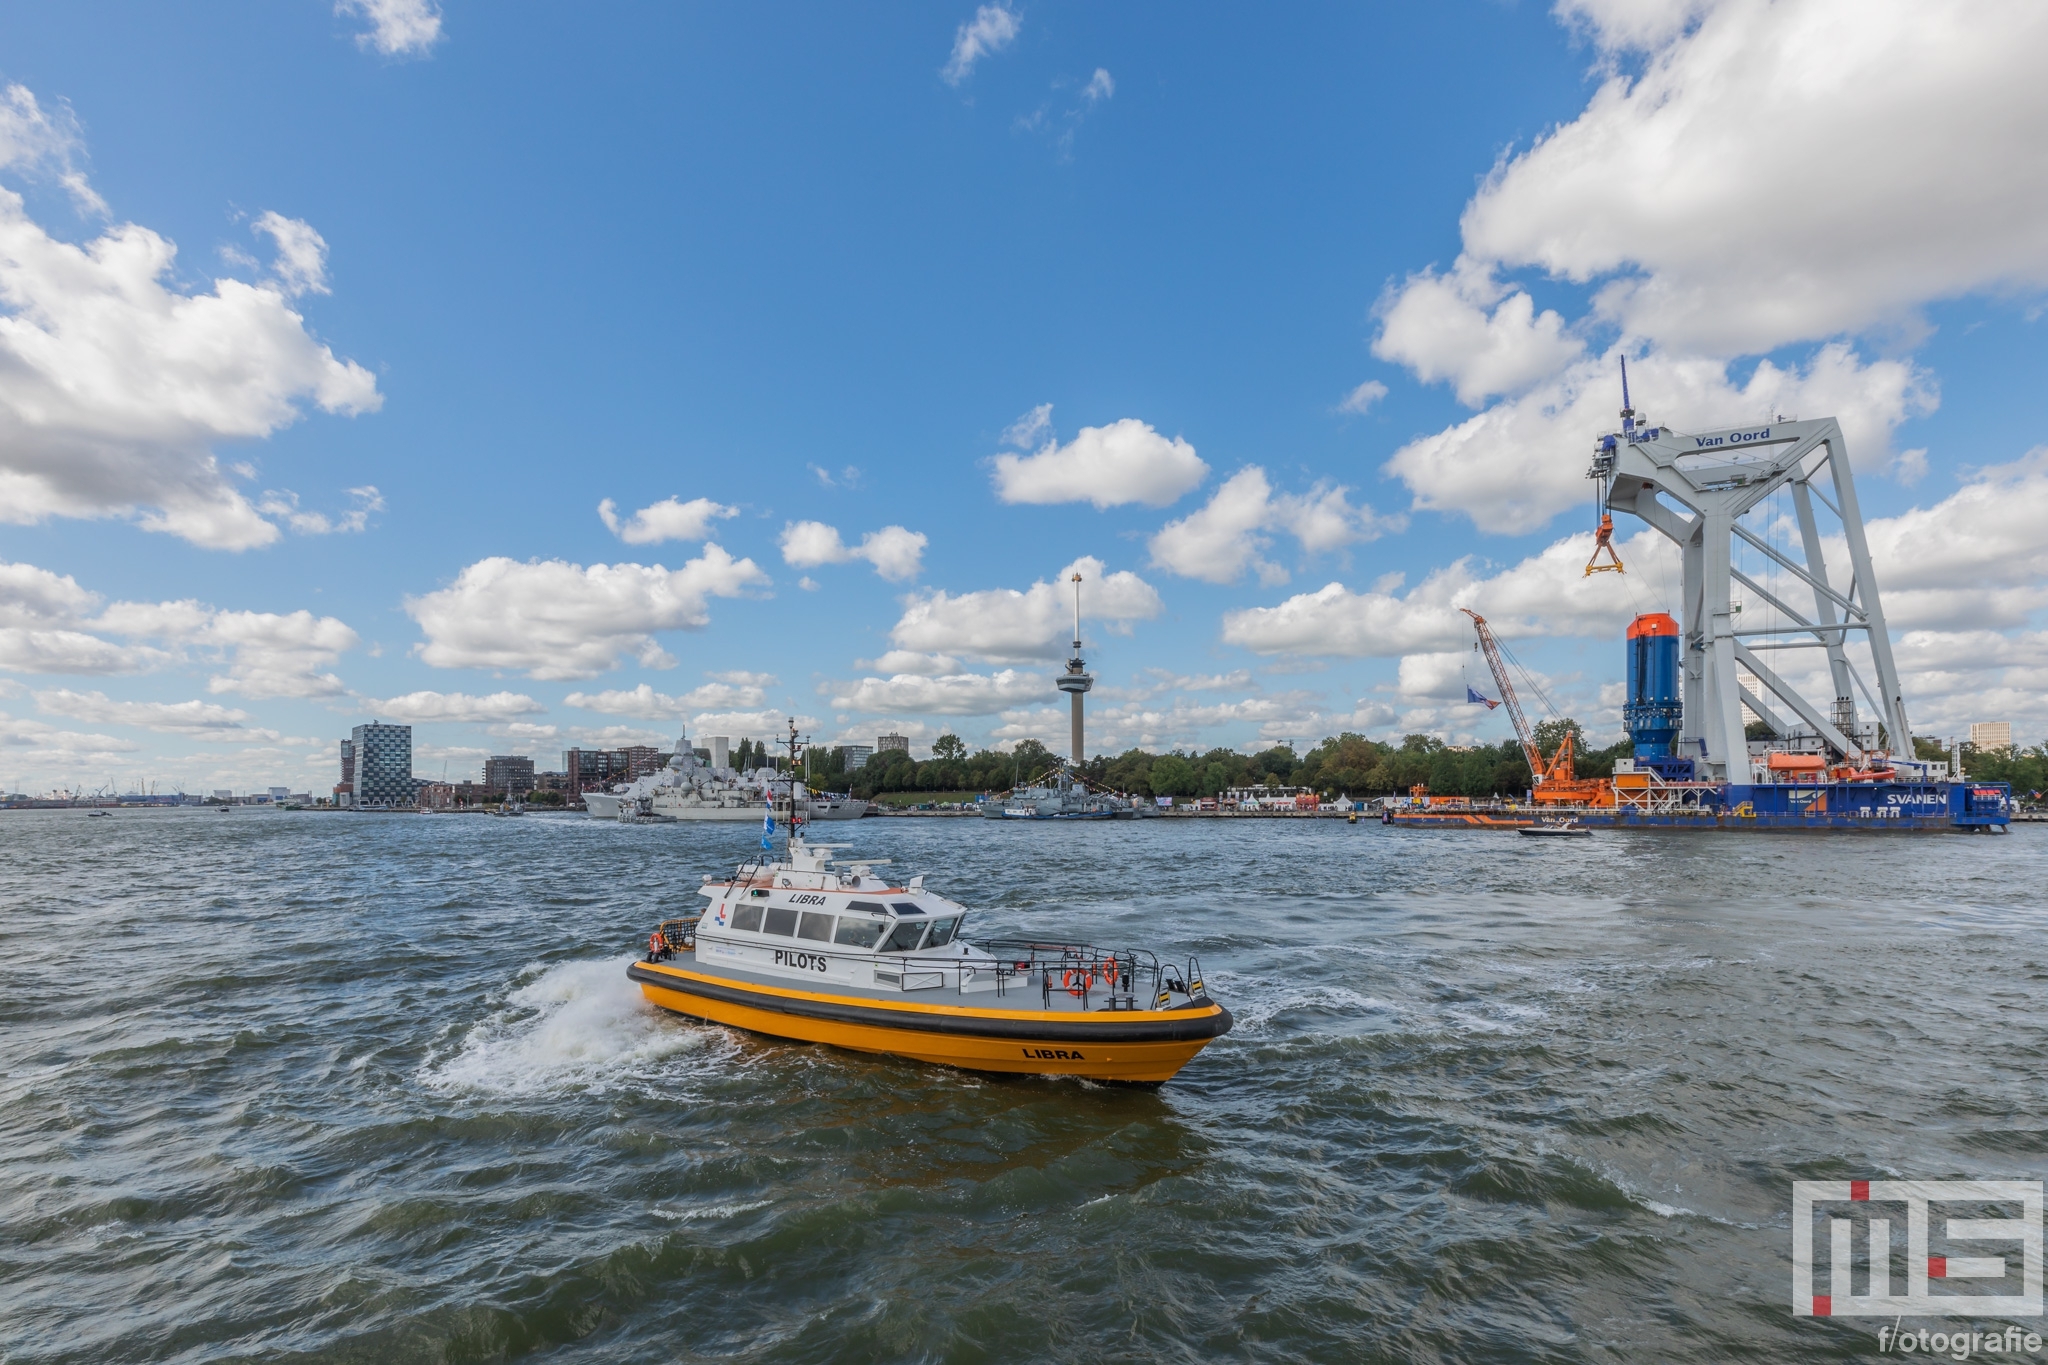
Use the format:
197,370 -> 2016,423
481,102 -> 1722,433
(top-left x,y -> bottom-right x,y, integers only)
1917,737 -> 2048,800
740,728 -> 2044,805
821,722 -> 1631,802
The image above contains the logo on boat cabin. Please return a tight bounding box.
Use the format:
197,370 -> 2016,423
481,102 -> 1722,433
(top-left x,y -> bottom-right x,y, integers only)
1695,427 -> 1771,448
789,893 -> 828,906
1021,1047 -> 1085,1060
773,949 -> 829,972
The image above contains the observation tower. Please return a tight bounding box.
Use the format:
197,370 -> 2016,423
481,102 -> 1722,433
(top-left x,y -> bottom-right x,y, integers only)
1055,572 -> 1093,765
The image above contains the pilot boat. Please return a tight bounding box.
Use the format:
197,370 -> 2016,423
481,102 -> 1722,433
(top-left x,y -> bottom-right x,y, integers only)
628,836 -> 1231,1086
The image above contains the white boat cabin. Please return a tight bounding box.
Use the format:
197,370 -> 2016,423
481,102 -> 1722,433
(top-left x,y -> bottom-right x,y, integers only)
693,838 -> 1002,992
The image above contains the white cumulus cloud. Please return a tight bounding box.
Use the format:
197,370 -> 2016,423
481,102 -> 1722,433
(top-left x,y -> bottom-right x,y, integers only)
1372,259 -> 1583,407
992,417 -> 1208,509
94,602 -> 361,699
338,0 -> 443,57
598,496 -> 739,545
565,676 -> 774,720
1383,342 -> 1932,535
827,669 -> 1049,717
1368,0 -> 2047,536
1466,0 -> 2048,357
1221,528 -> 1680,658
0,710 -> 140,767
1148,467 -> 1400,586
2,561 -> 360,694
778,521 -> 928,582
362,690 -> 545,724
34,688 -> 269,737
889,557 -> 1164,665
0,97 -> 381,549
406,549 -> 771,680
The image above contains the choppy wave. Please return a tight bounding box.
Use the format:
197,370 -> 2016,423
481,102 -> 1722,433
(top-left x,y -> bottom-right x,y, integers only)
3,809 -> 2045,1364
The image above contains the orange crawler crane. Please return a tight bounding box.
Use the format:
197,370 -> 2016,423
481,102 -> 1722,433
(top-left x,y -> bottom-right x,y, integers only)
1461,608 -> 1613,808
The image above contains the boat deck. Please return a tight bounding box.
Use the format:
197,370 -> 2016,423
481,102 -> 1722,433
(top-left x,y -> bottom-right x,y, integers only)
679,949 -> 1170,1015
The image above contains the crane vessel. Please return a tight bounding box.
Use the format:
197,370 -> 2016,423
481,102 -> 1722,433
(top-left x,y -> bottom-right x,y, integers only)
1389,367 -> 2012,833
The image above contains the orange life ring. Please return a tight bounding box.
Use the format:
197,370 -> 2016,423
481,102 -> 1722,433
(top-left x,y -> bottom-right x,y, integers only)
648,930 -> 669,957
1061,966 -> 1089,997
1098,959 -> 1121,990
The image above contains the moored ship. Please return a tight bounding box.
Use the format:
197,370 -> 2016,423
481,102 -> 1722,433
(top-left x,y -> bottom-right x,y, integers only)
1388,377 -> 2011,835
582,731 -> 868,823
979,767 -> 1146,820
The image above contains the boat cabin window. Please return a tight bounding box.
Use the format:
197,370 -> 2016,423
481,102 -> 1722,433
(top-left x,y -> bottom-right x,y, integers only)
796,911 -> 834,942
833,917 -> 885,948
878,920 -> 927,953
730,904 -> 764,933
846,900 -> 887,914
762,907 -> 799,937
891,902 -> 924,916
924,917 -> 960,948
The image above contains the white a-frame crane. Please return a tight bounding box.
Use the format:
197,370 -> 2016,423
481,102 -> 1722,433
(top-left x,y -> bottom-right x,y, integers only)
1587,365 -> 1917,783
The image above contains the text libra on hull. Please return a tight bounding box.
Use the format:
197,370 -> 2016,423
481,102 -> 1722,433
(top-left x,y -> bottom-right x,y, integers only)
629,837 -> 1230,1085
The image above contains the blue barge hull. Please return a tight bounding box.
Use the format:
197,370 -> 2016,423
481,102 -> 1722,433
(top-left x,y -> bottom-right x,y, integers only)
1579,780 -> 2013,832
1384,781 -> 2013,832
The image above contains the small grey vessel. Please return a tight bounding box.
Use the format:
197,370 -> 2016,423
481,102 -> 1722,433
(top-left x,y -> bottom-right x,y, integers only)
980,768 -> 1148,820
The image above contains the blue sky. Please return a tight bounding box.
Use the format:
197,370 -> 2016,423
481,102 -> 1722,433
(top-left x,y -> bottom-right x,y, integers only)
2,0 -> 2044,795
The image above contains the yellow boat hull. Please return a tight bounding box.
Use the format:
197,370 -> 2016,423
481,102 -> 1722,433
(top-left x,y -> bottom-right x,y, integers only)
629,962 -> 1231,1085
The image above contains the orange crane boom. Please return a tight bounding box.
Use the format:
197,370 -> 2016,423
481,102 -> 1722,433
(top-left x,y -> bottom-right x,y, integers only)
1460,608 -> 1612,807
1462,608 -> 1542,780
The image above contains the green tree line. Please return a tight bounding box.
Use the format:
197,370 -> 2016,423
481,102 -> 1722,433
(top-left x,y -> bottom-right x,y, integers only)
818,723 -> 1632,802
1915,736 -> 2048,801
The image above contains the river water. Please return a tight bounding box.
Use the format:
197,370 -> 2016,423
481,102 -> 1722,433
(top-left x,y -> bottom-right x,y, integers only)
3,809 -> 2044,1363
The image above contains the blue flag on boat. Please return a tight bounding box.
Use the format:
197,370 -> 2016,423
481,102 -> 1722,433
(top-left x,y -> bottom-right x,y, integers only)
1467,685 -> 1501,710
761,805 -> 776,849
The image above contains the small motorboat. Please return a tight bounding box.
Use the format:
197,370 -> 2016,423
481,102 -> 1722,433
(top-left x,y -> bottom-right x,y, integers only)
630,722 -> 1229,1085
1518,821 -> 1592,838
87,810 -> 112,818
630,837 -> 1230,1086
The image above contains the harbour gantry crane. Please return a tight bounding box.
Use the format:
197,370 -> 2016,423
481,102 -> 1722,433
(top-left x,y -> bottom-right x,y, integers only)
1461,608 -> 1611,808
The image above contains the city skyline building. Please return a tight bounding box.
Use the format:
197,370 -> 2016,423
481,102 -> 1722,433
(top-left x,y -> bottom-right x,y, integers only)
349,722 -> 416,809
563,745 -> 667,792
483,755 -> 536,795
1970,721 -> 2014,751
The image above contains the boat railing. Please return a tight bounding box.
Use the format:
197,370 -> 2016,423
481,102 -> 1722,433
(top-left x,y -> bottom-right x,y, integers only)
649,915 -> 701,959
659,924 -> 1211,1010
973,940 -> 1206,1011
